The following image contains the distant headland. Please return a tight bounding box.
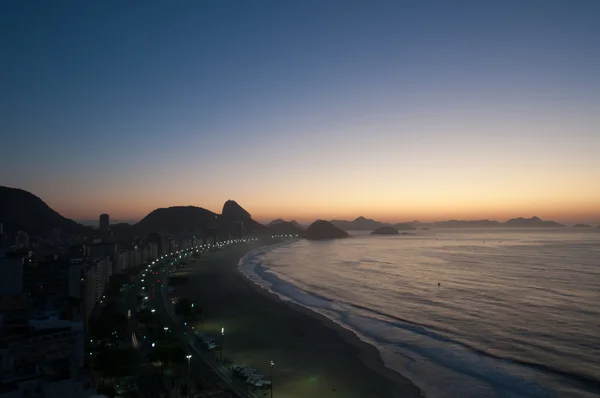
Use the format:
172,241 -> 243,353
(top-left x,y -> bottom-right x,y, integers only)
370,226 -> 400,235
325,216 -> 567,231
2,186 -> 595,243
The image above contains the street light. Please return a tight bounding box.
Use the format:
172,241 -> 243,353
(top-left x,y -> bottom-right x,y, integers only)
270,361 -> 275,398
220,327 -> 224,362
151,309 -> 156,313
186,354 -> 192,373
163,326 -> 169,340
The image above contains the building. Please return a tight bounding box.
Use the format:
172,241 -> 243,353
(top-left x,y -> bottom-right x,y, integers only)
14,232 -> 29,250
147,242 -> 158,260
82,259 -> 111,322
98,214 -> 109,232
115,249 -> 130,273
67,259 -> 111,323
67,260 -> 85,303
22,259 -> 71,308
0,251 -> 24,295
0,311 -> 92,398
0,374 -> 96,398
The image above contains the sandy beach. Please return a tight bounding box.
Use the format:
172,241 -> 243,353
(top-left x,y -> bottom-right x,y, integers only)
177,240 -> 422,398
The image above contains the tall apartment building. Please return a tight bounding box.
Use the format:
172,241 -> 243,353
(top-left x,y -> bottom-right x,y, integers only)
67,259 -> 111,323
98,214 -> 109,232
115,249 -> 130,273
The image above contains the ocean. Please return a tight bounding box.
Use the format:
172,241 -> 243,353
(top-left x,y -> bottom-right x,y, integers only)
239,228 -> 600,398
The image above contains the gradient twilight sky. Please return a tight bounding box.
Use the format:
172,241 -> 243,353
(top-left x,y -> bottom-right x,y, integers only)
1,1 -> 599,224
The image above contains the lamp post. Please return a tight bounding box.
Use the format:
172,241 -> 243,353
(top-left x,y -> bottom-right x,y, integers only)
220,327 -> 224,362
163,326 -> 169,341
270,360 -> 274,398
186,354 -> 192,373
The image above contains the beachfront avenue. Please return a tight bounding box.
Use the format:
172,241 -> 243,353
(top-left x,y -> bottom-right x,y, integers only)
86,234 -> 304,397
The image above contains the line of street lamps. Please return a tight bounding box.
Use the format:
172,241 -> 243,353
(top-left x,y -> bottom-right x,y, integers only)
151,238 -> 278,396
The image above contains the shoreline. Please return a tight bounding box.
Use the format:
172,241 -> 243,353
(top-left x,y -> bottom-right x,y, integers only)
239,242 -> 423,397
180,240 -> 422,398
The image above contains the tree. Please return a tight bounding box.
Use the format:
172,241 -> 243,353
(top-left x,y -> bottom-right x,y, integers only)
97,383 -> 117,397
175,298 -> 202,318
179,383 -> 190,397
91,301 -> 128,341
96,347 -> 137,379
136,309 -> 161,325
147,342 -> 186,368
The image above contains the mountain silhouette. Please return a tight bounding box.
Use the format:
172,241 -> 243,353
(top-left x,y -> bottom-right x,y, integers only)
433,219 -> 501,228
503,216 -> 565,227
268,219 -> 303,228
135,200 -> 265,236
330,216 -> 386,231
0,186 -> 86,236
222,199 -> 251,219
393,222 -> 417,230
306,220 -> 349,240
220,200 -> 264,233
371,226 -> 399,235
135,206 -> 218,235
267,221 -> 305,236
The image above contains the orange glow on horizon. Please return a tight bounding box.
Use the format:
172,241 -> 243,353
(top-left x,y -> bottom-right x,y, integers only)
57,197 -> 600,225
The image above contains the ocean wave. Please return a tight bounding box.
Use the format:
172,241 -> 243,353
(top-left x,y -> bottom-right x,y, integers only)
237,242 -> 600,398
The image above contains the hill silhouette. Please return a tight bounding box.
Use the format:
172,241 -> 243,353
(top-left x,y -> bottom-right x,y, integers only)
134,200 -> 265,236
220,200 -> 265,233
572,224 -> 591,228
134,206 -> 218,235
503,216 -> 565,227
267,221 -> 305,236
330,216 -> 386,231
433,219 -> 501,228
306,220 -> 349,240
327,216 -> 567,229
0,186 -> 85,236
393,222 -> 416,230
222,199 -> 251,219
371,226 -> 399,235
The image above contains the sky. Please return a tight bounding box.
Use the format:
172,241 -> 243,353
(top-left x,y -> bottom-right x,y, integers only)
1,0 -> 599,224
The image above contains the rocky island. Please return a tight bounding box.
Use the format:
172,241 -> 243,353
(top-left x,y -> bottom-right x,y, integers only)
305,220 -> 350,240
371,226 -> 400,235
572,224 -> 591,228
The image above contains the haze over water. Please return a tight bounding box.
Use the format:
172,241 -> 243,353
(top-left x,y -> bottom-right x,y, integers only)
241,229 -> 600,398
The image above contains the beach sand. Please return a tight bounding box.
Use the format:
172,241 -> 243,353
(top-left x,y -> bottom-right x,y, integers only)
178,240 -> 422,398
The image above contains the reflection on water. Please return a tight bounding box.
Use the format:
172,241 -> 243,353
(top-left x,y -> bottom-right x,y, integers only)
243,228 -> 600,398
